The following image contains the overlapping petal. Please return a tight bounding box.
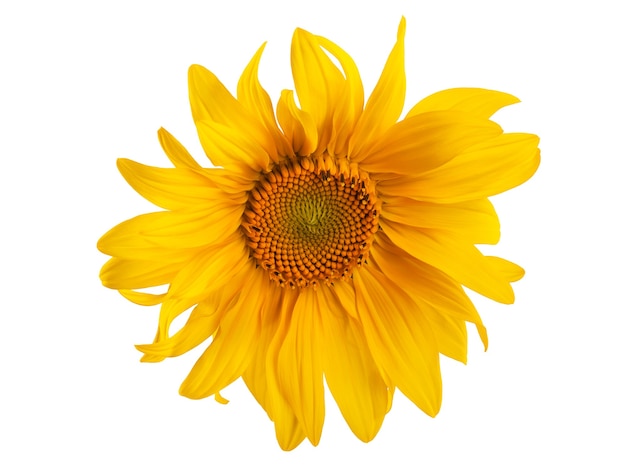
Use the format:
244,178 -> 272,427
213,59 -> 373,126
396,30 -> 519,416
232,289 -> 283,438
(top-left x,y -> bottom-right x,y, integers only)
380,219 -> 516,304
381,197 -> 500,245
277,288 -> 325,445
276,89 -> 318,155
189,64 -> 276,172
117,158 -> 247,210
314,34 -> 364,156
349,18 -> 406,159
237,44 -> 293,159
353,266 -> 442,416
179,267 -> 269,399
97,205 -> 243,260
318,287 -> 388,441
358,110 -> 502,175
291,28 -> 345,153
377,133 -> 540,203
371,233 -> 489,349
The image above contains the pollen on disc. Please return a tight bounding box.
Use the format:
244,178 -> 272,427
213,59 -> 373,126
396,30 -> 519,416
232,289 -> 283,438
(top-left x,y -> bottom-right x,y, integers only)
242,158 -> 380,288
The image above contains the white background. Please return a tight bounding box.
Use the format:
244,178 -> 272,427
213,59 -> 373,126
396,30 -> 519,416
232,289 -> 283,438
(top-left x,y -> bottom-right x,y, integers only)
2,0 -> 624,468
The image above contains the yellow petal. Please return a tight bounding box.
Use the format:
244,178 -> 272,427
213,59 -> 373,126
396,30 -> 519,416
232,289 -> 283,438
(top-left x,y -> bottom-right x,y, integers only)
314,33 -> 364,156
276,89 -> 318,155
379,133 -> 540,203
149,236 -> 250,342
381,219 -> 515,304
138,280 -> 244,363
277,288 -> 325,446
179,267 -> 268,399
317,287 -> 387,442
330,280 -> 358,319
136,298 -> 222,362
188,64 -> 278,160
421,303 -> 468,364
350,18 -> 406,160
242,283 -> 284,416
117,158 -> 246,210
291,28 -> 346,153
157,127 -> 202,169
196,119 -> 270,176
97,205 -> 244,260
353,267 -> 442,416
486,256 -> 525,282
241,285 -> 306,451
358,111 -> 502,175
99,257 -> 184,290
199,167 -> 256,194
237,43 -> 292,159
407,88 -> 520,119
119,289 -> 166,306
371,233 -> 488,349
164,234 -> 250,308
381,197 -> 500,245
264,288 -> 307,450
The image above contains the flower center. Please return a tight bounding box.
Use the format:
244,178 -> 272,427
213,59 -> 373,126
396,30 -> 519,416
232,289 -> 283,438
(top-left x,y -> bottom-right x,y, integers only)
242,157 -> 380,288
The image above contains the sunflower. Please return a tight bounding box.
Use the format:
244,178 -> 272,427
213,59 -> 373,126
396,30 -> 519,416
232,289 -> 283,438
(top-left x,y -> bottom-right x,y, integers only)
98,18 -> 540,450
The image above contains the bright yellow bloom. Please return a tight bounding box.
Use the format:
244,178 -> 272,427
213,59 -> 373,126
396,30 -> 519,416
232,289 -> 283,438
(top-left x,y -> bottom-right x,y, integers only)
98,18 -> 540,450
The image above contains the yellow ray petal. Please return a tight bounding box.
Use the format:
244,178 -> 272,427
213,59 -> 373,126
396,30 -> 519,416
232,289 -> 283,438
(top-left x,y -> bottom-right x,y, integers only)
119,289 -> 166,306
358,110 -> 502,175
291,28 -> 346,153
353,267 -> 442,416
420,303 -> 468,364
407,88 -> 520,119
188,64 -> 278,160
99,257 -> 184,290
330,280 -> 358,319
349,18 -> 406,160
137,279 -> 245,363
242,283 -> 284,416
148,236 -> 250,341
381,133 -> 540,203
198,167 -> 256,194
237,43 -> 292,159
381,219 -> 515,304
263,288 -> 307,450
371,234 -> 488,349
179,267 -> 268,399
97,205 -> 244,260
157,127 -> 202,169
164,234 -> 250,307
486,256 -> 525,282
136,298 -> 222,362
381,197 -> 500,245
277,288 -> 325,446
314,33 -> 364,156
276,89 -> 318,156
241,285 -> 307,451
317,287 -> 387,442
196,119 -> 270,176
117,158 -> 247,210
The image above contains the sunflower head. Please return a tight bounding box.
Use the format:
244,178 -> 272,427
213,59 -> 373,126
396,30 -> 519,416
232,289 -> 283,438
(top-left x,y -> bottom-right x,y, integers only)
242,156 -> 380,288
98,18 -> 539,450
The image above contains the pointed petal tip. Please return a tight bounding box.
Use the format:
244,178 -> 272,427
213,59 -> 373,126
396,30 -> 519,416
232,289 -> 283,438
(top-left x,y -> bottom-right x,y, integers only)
187,63 -> 205,76
115,157 -> 130,173
215,391 -> 230,404
398,17 -> 407,38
